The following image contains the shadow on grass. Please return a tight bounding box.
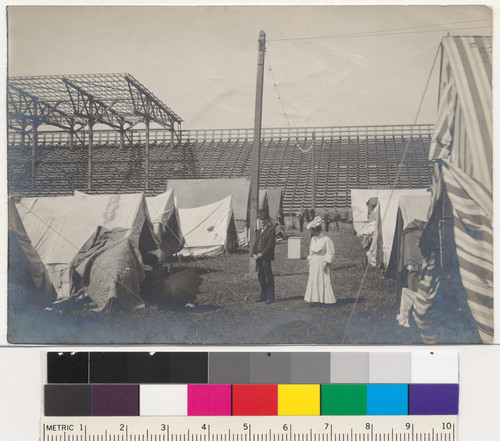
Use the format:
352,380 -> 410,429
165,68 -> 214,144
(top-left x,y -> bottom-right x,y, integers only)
159,304 -> 220,313
335,297 -> 366,306
333,263 -> 363,271
276,271 -> 309,277
277,295 -> 305,302
193,267 -> 222,275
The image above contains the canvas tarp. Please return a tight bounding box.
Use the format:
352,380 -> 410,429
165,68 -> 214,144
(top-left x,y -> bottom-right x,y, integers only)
70,227 -> 146,311
382,194 -> 431,272
415,36 -> 493,343
166,178 -> 250,221
146,189 -> 184,256
177,196 -> 239,257
260,187 -> 283,220
16,192 -> 157,299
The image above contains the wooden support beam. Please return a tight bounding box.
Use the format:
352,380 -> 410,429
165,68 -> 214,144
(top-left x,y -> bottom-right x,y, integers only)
31,102 -> 38,189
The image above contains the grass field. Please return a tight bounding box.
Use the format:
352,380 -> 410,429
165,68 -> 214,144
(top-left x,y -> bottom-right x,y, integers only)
10,224 -> 439,345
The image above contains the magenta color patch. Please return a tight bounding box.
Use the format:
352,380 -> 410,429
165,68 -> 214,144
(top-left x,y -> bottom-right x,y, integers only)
188,385 -> 231,415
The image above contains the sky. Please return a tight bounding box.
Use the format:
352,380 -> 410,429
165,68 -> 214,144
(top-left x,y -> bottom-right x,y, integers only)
7,5 -> 492,130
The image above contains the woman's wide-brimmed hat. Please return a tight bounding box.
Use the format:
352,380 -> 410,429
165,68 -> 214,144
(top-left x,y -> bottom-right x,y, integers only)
306,216 -> 322,229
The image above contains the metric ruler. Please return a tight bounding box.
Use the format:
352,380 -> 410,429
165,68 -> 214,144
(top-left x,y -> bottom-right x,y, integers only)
41,416 -> 457,441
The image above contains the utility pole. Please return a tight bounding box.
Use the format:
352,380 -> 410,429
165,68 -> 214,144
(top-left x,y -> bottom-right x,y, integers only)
249,30 -> 266,270
145,99 -> 150,191
311,132 -> 316,210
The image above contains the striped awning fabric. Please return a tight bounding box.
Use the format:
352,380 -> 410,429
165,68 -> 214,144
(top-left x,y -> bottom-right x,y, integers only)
421,36 -> 493,343
430,36 -> 492,189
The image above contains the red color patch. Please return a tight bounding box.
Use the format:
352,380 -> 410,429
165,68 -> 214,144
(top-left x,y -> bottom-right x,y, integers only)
232,385 -> 278,415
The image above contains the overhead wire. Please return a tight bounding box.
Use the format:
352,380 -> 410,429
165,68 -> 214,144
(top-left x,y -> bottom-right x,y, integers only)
340,41 -> 442,344
266,43 -> 314,154
266,26 -> 445,342
270,19 -> 491,42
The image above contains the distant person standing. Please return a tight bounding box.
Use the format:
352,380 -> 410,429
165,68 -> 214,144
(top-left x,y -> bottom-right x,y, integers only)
304,208 -> 311,223
324,209 -> 330,232
333,209 -> 341,231
253,212 -> 277,304
297,210 -> 304,232
278,208 -> 284,226
310,208 -> 316,219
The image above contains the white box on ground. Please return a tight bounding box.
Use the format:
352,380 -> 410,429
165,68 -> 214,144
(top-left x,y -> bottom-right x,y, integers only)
288,237 -> 303,259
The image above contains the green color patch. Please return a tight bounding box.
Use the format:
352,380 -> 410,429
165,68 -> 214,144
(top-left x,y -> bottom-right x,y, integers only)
321,384 -> 367,415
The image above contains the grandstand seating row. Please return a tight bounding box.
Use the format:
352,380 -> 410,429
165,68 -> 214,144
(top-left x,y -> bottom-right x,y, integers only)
8,134 -> 433,212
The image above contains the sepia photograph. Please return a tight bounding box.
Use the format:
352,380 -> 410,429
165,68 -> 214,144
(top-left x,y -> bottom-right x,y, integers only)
6,5 -> 493,344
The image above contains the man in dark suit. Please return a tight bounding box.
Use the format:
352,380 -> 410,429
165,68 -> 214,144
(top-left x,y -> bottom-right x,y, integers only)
324,209 -> 330,232
252,212 -> 277,304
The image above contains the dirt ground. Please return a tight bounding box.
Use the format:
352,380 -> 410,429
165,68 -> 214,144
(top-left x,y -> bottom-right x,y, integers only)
8,224 -> 480,344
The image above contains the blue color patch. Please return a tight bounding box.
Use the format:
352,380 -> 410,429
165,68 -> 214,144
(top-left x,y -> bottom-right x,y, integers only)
367,384 -> 408,415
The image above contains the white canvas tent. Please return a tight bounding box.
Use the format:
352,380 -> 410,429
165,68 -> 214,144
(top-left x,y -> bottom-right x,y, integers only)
146,189 -> 184,256
8,197 -> 55,303
167,178 -> 251,247
166,178 -> 250,221
177,196 -> 238,257
258,187 -> 283,220
351,189 -> 430,268
15,192 -> 157,301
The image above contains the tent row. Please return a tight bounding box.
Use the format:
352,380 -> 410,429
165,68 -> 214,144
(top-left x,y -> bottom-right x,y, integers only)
351,36 -> 493,344
9,181 -> 284,311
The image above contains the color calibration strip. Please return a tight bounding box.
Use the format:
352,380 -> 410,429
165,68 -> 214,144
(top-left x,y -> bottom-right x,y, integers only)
45,383 -> 459,416
47,352 -> 458,384
45,352 -> 458,417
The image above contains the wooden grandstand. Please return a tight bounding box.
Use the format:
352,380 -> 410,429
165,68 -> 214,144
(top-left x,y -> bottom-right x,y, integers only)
8,124 -> 433,212
8,73 -> 433,213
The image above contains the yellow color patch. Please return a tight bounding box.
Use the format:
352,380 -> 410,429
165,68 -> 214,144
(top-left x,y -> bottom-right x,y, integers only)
278,384 -> 320,415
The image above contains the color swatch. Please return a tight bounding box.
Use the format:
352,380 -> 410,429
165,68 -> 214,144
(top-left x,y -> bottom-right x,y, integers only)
48,351 -> 458,385
321,384 -> 367,415
232,385 -> 278,415
45,383 -> 460,416
45,351 -> 459,417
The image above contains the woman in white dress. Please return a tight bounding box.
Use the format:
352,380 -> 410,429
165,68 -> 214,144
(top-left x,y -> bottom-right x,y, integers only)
304,216 -> 337,305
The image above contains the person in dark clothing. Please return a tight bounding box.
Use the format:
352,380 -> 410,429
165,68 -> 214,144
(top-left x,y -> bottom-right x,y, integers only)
252,212 -> 277,304
278,208 -> 284,226
297,210 -> 304,232
304,208 -> 311,223
324,209 -> 330,232
310,208 -> 316,219
333,209 -> 341,231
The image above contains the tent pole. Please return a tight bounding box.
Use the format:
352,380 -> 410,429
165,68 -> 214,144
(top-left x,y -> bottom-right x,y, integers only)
248,30 -> 266,274
395,210 -> 403,307
88,104 -> 94,191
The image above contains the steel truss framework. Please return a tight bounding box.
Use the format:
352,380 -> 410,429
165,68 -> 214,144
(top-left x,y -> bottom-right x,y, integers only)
8,73 -> 183,189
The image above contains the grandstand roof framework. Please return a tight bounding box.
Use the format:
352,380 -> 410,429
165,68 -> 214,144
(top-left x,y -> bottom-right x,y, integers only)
8,73 -> 183,189
8,73 -> 183,138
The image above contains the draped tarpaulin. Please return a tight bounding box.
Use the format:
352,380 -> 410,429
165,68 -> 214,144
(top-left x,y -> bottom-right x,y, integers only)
70,227 -> 146,312
416,36 -> 493,343
15,192 -> 157,300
